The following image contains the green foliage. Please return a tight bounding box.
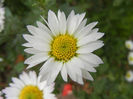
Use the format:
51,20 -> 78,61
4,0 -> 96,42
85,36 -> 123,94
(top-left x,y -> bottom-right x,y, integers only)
0,0 -> 133,98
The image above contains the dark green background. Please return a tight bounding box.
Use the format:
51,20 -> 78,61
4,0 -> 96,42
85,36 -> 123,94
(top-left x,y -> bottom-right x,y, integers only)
0,0 -> 133,98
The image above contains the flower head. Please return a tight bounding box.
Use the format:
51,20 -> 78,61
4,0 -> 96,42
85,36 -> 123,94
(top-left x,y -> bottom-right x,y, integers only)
2,71 -> 57,99
125,40 -> 133,50
0,57 -> 3,62
0,2 -> 5,32
125,70 -> 133,82
0,91 -> 3,99
23,10 -> 104,84
128,52 -> 133,65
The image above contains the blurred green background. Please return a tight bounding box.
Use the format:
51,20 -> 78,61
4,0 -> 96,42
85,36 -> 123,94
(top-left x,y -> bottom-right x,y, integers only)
0,0 -> 133,98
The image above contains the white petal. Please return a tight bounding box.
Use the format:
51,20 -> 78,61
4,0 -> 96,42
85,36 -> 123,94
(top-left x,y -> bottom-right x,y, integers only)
40,58 -> 62,84
77,40 -> 104,53
58,10 -> 67,34
82,70 -> 94,81
66,60 -> 82,82
26,37 -> 50,51
61,63 -> 68,82
25,53 -> 49,69
47,62 -> 62,84
39,58 -> 55,81
22,43 -> 32,47
23,34 -> 36,43
29,71 -> 37,85
74,56 -> 96,72
75,18 -> 87,33
76,75 -> 84,84
26,25 -> 52,42
23,34 -> 51,47
67,10 -> 75,25
70,57 -> 84,69
74,13 -> 86,32
67,16 -> 78,34
82,60 -> 97,72
2,87 -> 20,97
24,48 -> 43,54
79,53 -> 103,65
74,22 -> 98,39
40,58 -> 54,74
66,61 -> 76,82
26,25 -> 37,35
78,32 -> 104,46
36,21 -> 52,36
48,10 -> 59,35
19,72 -> 32,85
11,77 -> 24,89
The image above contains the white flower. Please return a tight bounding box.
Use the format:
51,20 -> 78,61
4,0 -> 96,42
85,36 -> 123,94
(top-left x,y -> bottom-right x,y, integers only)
0,0 -> 4,4
0,5 -> 5,32
23,10 -> 104,84
128,52 -> 133,65
2,71 -> 57,99
125,70 -> 133,82
0,91 -> 3,99
125,40 -> 133,50
0,91 -> 3,96
0,57 -> 3,62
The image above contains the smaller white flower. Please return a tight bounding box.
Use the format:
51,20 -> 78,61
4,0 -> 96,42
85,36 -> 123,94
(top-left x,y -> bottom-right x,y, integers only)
125,70 -> 133,82
0,91 -> 2,96
2,71 -> 57,99
125,40 -> 133,50
0,91 -> 3,99
128,52 -> 133,65
0,0 -> 4,4
0,5 -> 5,32
0,57 -> 3,62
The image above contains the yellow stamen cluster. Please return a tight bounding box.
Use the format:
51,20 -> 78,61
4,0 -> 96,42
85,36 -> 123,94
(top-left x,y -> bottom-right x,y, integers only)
129,56 -> 133,61
19,85 -> 43,99
51,34 -> 77,62
127,44 -> 131,49
126,72 -> 131,78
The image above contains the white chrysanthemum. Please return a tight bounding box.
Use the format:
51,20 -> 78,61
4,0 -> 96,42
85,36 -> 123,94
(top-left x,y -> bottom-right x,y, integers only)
23,10 -> 104,84
125,40 -> 133,50
128,52 -> 133,65
2,71 -> 57,99
0,5 -> 5,32
125,70 -> 133,82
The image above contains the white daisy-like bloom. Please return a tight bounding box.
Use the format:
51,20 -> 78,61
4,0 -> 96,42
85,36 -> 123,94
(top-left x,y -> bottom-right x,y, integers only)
0,57 -> 3,62
0,3 -> 5,32
125,70 -> 133,82
2,71 -> 57,99
23,10 -> 104,84
0,91 -> 2,95
125,40 -> 133,50
0,91 -> 3,99
128,52 -> 133,65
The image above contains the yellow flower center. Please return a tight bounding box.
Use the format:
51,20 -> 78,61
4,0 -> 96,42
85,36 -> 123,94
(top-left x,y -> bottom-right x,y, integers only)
126,72 -> 131,78
127,44 -> 131,49
51,34 -> 77,62
129,56 -> 133,61
19,85 -> 43,99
